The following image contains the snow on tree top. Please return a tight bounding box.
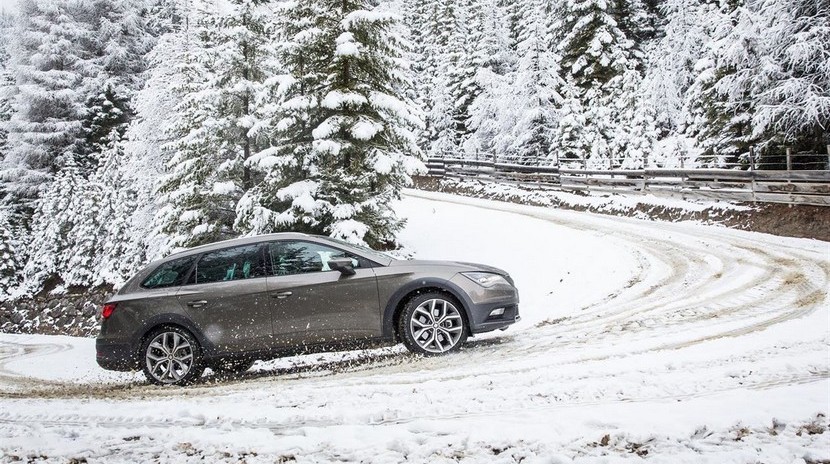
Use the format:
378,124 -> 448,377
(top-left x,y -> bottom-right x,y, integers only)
335,32 -> 361,57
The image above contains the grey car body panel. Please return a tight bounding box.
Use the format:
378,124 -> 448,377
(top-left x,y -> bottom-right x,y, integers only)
97,234 -> 519,372
267,268 -> 381,345
176,276 -> 274,352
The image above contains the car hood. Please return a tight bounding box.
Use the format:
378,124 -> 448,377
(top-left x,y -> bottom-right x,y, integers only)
389,259 -> 510,276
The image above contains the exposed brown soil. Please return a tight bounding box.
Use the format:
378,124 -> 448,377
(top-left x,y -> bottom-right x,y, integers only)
413,176 -> 830,242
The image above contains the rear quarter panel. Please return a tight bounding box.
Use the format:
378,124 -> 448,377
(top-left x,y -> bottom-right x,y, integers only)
99,288 -> 193,347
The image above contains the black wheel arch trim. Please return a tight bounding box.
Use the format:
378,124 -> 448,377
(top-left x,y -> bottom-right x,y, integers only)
381,277 -> 474,338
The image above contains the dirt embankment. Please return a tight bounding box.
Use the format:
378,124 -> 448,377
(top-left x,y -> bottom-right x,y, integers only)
413,176 -> 830,242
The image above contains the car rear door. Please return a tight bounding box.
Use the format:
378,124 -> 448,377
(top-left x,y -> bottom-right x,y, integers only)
176,243 -> 273,353
265,240 -> 381,346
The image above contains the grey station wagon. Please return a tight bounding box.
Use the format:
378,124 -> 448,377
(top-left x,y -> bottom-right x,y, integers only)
96,233 -> 520,385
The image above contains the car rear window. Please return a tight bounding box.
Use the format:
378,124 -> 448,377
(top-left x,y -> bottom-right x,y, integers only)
190,244 -> 266,284
141,256 -> 196,289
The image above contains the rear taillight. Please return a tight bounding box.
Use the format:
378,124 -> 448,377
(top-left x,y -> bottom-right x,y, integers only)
102,303 -> 117,319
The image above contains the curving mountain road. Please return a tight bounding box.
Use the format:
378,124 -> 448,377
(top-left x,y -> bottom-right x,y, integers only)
0,191 -> 827,463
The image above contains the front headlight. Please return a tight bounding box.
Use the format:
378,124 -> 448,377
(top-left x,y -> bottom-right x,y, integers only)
462,272 -> 511,288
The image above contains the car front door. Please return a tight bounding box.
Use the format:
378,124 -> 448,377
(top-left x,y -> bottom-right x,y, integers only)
176,243 -> 273,353
265,240 -> 381,346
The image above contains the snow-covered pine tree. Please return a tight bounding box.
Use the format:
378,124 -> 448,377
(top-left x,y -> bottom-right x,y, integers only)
642,0 -> 714,136
401,0 -> 431,143
0,13 -> 22,296
95,138 -> 145,286
238,0 -> 423,248
556,86 -> 591,167
617,0 -> 658,46
235,0 -> 327,237
4,0 -> 105,292
469,0 -> 564,165
145,0 -> 192,35
687,0 -> 762,167
78,87 -> 131,173
423,0 -> 465,158
9,0 -> 155,292
0,12 -> 12,159
444,0 -> 484,153
553,0 -> 638,167
507,0 -> 564,165
21,156 -> 80,292
0,219 -> 19,298
502,0 -> 525,54
752,0 -> 830,157
554,0 -> 636,92
610,68 -> 659,168
473,0 -> 514,78
2,0 -> 91,212
156,0 -> 273,250
81,85 -> 142,286
463,0 -> 516,158
126,11 -> 202,262
68,0 -> 153,287
0,13 -> 13,213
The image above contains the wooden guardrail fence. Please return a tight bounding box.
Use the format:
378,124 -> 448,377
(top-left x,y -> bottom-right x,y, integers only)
426,156 -> 830,207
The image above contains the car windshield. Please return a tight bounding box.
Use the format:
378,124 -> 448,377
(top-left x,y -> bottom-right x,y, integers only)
321,236 -> 396,264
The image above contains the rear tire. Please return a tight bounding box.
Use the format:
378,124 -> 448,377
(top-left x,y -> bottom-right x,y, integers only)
398,292 -> 468,355
141,326 -> 204,386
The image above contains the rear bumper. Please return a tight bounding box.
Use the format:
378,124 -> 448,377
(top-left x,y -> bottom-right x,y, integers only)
96,339 -> 139,371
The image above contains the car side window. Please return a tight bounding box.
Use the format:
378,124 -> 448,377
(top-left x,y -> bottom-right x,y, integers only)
191,244 -> 266,285
268,241 -> 362,276
141,256 -> 196,289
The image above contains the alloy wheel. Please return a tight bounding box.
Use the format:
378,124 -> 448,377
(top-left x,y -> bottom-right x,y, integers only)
408,298 -> 464,353
145,331 -> 194,384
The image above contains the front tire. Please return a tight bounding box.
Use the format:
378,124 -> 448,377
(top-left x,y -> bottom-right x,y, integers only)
398,293 -> 468,355
141,326 -> 204,386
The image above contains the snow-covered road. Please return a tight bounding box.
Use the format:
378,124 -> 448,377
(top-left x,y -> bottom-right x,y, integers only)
1,191 -> 828,463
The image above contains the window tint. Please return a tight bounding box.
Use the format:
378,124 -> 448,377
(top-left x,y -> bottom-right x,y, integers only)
142,256 -> 196,289
192,244 -> 265,284
268,241 -> 362,276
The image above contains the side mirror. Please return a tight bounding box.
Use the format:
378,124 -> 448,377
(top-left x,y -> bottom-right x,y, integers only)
327,258 -> 356,276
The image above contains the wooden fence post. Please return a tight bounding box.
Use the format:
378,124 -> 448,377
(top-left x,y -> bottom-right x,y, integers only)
826,145 -> 830,170
786,147 -> 792,171
749,146 -> 755,171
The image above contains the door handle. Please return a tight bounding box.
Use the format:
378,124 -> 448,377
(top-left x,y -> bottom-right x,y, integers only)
187,300 -> 208,308
271,291 -> 293,299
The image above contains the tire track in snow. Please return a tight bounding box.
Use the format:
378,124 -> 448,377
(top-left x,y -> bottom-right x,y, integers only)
412,191 -> 827,349
0,370 -> 826,433
0,340 -> 74,390
0,192 -> 827,421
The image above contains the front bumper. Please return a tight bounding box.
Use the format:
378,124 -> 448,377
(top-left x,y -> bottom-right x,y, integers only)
96,339 -> 139,371
466,302 -> 521,334
449,273 -> 520,334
